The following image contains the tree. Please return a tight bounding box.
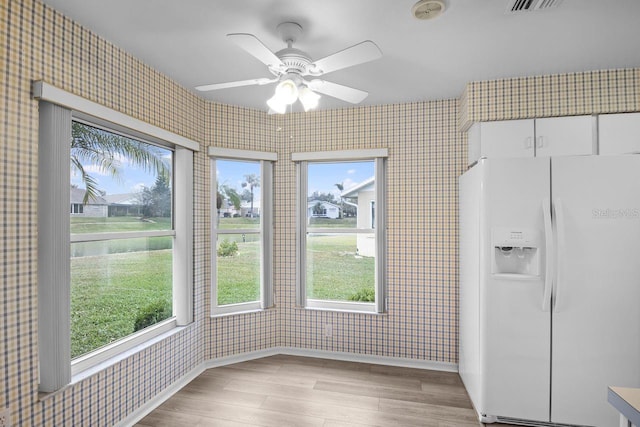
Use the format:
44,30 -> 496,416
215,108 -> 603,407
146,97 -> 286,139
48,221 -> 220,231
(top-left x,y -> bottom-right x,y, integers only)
140,174 -> 171,218
217,184 -> 241,211
241,174 -> 260,216
71,122 -> 170,203
312,202 -> 326,216
308,191 -> 337,204
335,182 -> 344,218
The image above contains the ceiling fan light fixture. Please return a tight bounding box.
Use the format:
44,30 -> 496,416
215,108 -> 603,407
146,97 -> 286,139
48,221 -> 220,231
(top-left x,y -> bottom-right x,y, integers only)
274,79 -> 299,105
266,94 -> 288,114
298,87 -> 321,112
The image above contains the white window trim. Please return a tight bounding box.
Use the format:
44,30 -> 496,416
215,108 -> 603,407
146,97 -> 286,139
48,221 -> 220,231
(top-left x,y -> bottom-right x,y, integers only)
33,81 -> 199,152
294,150 -> 387,314
209,148 -> 276,316
35,84 -> 196,391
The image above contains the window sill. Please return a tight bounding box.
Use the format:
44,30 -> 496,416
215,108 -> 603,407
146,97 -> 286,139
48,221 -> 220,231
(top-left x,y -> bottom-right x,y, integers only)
297,302 -> 387,316
210,306 -> 275,318
39,322 -> 190,401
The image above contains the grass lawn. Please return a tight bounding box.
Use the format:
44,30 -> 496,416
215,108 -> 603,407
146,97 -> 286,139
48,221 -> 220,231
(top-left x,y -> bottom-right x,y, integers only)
306,234 -> 375,301
71,249 -> 172,358
70,216 -> 374,358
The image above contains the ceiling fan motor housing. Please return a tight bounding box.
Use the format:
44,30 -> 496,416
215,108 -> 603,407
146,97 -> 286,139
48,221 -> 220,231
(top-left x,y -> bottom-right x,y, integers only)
271,47 -> 313,77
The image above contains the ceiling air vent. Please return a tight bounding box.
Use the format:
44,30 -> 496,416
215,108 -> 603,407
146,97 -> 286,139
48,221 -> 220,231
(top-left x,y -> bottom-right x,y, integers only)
506,0 -> 563,13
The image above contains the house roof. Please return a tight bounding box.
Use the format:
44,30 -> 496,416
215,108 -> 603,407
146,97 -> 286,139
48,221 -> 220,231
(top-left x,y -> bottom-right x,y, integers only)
103,193 -> 140,205
341,177 -> 374,198
70,186 -> 107,205
307,200 -> 340,209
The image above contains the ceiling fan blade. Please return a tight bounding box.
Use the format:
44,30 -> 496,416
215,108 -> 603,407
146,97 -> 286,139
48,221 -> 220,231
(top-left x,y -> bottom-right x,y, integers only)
227,33 -> 284,70
307,41 -> 382,76
307,79 -> 369,104
195,78 -> 277,92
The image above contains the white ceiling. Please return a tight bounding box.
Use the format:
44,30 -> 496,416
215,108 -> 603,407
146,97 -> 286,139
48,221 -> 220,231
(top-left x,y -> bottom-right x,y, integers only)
41,0 -> 640,113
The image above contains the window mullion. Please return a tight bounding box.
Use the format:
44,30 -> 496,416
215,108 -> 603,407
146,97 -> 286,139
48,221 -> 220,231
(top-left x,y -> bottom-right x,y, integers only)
375,157 -> 387,313
296,161 -> 308,307
261,160 -> 273,309
173,146 -> 193,325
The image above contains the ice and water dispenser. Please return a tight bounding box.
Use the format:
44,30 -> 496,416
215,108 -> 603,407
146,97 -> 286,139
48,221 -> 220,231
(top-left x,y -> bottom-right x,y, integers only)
491,228 -> 540,278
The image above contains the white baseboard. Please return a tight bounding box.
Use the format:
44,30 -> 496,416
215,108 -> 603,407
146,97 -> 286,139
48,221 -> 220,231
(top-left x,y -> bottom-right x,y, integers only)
274,347 -> 458,372
118,347 -> 458,426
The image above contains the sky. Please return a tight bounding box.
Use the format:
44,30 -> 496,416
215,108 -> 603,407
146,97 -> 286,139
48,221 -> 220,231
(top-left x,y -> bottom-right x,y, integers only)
72,152 -> 374,199
71,148 -> 173,196
216,159 -> 374,203
307,161 -> 374,198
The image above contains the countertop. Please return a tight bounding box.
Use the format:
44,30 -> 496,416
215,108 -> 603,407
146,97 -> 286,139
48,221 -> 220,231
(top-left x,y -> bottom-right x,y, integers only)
608,386 -> 640,426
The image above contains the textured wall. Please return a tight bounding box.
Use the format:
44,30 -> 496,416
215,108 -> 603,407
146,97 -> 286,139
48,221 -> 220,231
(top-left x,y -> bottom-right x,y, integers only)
459,68 -> 640,130
270,104 -> 465,362
1,1 -> 207,425
4,0 -> 640,426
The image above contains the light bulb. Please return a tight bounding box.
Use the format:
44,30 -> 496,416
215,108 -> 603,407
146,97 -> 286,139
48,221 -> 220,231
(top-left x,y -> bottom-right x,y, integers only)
274,79 -> 298,105
298,87 -> 321,112
267,94 -> 287,114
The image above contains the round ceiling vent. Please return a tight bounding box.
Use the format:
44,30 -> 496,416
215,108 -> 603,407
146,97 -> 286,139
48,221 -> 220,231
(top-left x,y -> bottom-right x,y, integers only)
411,0 -> 446,20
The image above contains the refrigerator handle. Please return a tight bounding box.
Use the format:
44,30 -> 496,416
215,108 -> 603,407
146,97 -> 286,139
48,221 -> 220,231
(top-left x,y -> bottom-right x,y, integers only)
553,197 -> 566,313
542,198 -> 553,312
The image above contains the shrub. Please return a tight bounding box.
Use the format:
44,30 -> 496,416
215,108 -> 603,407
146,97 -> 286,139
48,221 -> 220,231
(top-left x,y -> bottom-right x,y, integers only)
348,288 -> 375,302
133,300 -> 172,332
217,239 -> 239,257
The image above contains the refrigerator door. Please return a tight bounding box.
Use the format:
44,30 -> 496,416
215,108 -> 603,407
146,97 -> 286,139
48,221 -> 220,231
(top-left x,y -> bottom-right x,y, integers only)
551,155 -> 640,427
480,158 -> 552,421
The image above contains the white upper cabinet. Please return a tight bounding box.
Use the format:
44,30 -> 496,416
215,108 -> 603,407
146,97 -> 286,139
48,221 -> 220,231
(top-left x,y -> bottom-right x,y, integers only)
467,116 -> 594,165
598,112 -> 640,155
535,116 -> 594,157
468,119 -> 535,165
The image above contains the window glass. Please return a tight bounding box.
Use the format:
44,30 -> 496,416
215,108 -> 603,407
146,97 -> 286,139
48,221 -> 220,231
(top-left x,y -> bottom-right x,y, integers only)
216,234 -> 260,305
305,160 -> 376,304
70,121 -> 174,359
306,233 -> 375,302
70,121 -> 173,233
70,238 -> 172,358
214,159 -> 262,308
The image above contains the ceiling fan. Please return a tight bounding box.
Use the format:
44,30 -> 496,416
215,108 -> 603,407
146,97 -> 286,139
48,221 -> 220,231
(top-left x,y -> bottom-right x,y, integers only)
195,22 -> 383,114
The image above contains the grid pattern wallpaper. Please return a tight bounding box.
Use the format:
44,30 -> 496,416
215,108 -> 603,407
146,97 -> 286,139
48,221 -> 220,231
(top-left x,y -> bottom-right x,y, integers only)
1,0 -> 206,425
3,0 -> 640,425
459,68 -> 640,129
272,103 -> 465,362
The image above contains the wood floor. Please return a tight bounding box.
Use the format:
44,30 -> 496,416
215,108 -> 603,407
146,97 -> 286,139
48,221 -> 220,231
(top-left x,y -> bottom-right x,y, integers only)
135,354 -> 518,427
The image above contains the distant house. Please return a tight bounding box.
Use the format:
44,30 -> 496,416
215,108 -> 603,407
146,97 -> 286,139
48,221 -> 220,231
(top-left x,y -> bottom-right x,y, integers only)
70,186 -> 108,217
341,177 -> 375,257
218,198 -> 239,218
307,200 -> 340,219
241,200 -> 260,218
104,193 -> 142,216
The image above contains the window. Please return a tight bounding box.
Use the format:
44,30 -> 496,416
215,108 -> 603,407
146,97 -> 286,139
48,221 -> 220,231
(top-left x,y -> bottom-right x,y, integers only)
209,147 -> 276,315
69,121 -> 176,362
35,82 -> 196,392
293,149 -> 387,313
71,203 -> 84,214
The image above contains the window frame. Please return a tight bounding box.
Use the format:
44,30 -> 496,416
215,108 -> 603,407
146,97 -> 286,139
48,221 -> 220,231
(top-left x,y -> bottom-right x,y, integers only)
293,149 -> 388,314
208,147 -> 276,316
35,82 -> 196,391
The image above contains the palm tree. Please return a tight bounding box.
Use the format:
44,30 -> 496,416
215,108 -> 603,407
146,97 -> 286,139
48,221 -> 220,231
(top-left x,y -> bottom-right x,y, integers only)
241,174 -> 260,217
335,182 -> 344,218
217,184 -> 241,211
71,122 -> 170,203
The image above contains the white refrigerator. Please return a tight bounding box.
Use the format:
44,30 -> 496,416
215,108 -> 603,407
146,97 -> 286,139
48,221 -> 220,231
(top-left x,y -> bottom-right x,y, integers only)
459,155 -> 640,427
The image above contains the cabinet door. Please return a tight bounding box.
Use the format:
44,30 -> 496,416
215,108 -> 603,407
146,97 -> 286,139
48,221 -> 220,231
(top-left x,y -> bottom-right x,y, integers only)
599,112 -> 640,155
479,119 -> 535,159
535,116 -> 594,157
